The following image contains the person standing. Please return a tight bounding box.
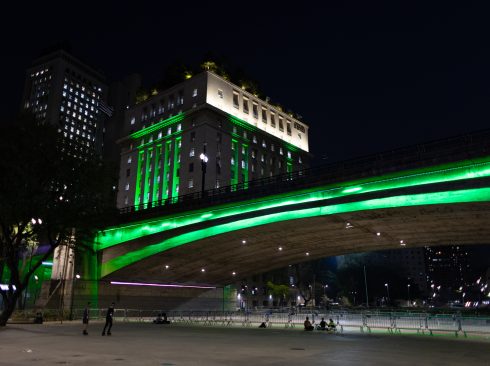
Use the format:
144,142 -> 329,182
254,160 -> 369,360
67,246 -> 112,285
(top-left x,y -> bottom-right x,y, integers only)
82,302 -> 90,335
102,302 -> 115,336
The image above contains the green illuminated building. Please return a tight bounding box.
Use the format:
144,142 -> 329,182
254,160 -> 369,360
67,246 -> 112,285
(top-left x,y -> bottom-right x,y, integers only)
117,71 -> 311,209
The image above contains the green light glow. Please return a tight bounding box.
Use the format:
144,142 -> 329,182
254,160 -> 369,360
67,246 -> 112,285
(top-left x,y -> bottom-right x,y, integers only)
152,145 -> 162,206
143,148 -> 152,208
231,139 -> 238,187
97,156 -> 490,250
134,150 -> 144,209
227,114 -> 302,153
172,137 -> 181,199
343,187 -> 362,193
101,186 -> 490,277
162,141 -> 171,200
130,113 -> 185,139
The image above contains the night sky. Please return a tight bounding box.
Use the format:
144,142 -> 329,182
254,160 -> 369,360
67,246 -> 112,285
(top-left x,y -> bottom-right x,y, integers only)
3,2 -> 490,164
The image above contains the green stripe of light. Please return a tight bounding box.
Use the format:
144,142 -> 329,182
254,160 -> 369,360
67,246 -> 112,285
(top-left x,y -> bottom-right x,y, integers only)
130,113 -> 185,139
228,114 -> 301,153
96,156 -> 490,250
100,187 -> 490,277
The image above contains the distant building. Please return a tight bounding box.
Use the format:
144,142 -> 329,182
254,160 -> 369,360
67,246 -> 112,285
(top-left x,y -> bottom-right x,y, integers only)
381,248 -> 428,295
117,71 -> 311,209
21,50 -> 109,158
425,245 -> 472,302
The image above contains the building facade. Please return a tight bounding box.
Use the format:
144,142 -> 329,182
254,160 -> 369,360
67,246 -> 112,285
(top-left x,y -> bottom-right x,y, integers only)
117,71 -> 310,209
21,50 -> 109,158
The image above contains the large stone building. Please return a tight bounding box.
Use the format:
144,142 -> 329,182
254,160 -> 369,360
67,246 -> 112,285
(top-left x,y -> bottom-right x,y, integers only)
21,49 -> 109,158
117,71 -> 311,209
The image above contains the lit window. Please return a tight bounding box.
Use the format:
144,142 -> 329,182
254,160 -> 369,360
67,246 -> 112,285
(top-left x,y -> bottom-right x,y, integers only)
215,179 -> 220,188
192,88 -> 198,97
271,144 -> 275,152
252,103 -> 258,118
253,136 -> 257,144
167,127 -> 172,135
299,156 -> 302,164
287,151 -> 292,159
124,196 -> 129,205
158,131 -> 162,139
262,108 -> 267,123
177,123 -> 182,131
241,160 -> 246,169
279,147 -> 283,155
130,117 -> 135,125
262,140 -> 266,148
233,91 -> 239,108
231,157 -> 235,165
128,156 -> 132,164
190,148 -> 195,157
188,179 -> 194,188
125,183 -> 130,191
243,97 -> 249,113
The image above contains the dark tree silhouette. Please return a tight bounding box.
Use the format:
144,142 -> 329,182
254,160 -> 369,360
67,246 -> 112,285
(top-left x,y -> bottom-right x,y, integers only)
0,115 -> 116,326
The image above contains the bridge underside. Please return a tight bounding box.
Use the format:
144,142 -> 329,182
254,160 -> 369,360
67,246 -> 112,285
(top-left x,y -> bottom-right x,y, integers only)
105,202 -> 490,285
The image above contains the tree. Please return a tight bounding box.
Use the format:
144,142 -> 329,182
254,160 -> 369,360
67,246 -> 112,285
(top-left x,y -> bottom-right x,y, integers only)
266,281 -> 290,306
0,115 -> 116,326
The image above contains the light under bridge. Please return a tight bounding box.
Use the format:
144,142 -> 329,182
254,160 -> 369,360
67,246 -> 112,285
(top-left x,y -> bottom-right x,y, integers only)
92,130 -> 490,286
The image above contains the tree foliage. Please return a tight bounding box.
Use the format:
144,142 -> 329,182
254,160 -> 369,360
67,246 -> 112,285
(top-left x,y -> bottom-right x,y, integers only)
0,115 -> 116,326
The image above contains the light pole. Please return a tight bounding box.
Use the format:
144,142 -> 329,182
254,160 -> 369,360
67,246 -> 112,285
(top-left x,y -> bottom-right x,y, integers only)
199,145 -> 208,194
363,265 -> 369,308
384,283 -> 390,303
407,284 -> 411,306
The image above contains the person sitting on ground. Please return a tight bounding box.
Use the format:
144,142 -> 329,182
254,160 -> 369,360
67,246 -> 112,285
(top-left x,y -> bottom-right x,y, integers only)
153,313 -> 163,324
304,316 -> 314,331
319,317 -> 326,330
327,318 -> 336,332
259,322 -> 267,328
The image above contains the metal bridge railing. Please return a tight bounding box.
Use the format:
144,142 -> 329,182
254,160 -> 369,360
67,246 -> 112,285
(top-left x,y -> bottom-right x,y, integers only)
118,128 -> 490,221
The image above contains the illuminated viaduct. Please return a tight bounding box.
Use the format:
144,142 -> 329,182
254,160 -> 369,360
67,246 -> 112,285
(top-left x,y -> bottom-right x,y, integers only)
91,152 -> 490,287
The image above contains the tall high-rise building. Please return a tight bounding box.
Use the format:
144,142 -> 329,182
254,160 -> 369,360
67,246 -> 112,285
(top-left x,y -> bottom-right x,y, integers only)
117,71 -> 310,209
425,245 -> 472,302
21,50 -> 109,158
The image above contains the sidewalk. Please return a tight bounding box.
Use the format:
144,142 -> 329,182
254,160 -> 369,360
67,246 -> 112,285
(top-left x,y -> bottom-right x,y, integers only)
1,322 -> 489,365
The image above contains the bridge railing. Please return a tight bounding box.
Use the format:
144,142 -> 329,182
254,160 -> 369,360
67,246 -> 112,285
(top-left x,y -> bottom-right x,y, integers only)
119,128 -> 490,219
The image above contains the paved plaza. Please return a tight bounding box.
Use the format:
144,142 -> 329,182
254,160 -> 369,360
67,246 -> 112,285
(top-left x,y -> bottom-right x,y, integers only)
0,321 -> 489,365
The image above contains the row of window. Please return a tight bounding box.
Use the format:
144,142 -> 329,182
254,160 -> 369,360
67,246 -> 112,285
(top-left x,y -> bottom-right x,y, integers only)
231,89 -> 305,137
137,90 -> 185,123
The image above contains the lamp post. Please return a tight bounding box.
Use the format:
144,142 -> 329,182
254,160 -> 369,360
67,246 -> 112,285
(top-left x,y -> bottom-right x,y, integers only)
407,284 -> 411,306
200,145 -> 208,194
385,283 -> 390,303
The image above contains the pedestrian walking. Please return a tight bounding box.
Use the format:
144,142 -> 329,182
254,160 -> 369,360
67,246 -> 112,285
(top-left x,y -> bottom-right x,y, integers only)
82,302 -> 90,335
102,302 -> 115,336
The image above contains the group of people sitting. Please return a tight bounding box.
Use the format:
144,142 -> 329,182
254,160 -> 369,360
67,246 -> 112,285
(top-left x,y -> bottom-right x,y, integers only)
304,316 -> 336,332
153,312 -> 171,324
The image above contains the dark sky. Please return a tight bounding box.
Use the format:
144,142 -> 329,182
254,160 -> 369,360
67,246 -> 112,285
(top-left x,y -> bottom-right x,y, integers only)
3,2 -> 490,164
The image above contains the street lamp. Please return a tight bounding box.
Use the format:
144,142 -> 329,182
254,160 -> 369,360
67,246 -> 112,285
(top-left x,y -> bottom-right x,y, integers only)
385,283 -> 390,302
199,145 -> 208,194
407,284 -> 411,306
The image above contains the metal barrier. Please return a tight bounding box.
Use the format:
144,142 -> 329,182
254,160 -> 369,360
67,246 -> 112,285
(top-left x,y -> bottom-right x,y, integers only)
15,308 -> 490,338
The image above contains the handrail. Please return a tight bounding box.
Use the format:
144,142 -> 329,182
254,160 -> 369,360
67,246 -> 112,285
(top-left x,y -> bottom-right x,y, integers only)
119,128 -> 490,219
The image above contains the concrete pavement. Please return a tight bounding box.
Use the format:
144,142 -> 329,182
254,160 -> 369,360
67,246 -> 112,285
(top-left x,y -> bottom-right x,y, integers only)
0,321 -> 489,365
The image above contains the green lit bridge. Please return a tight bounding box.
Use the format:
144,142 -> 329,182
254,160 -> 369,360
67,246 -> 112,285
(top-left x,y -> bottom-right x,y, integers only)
93,130 -> 490,286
